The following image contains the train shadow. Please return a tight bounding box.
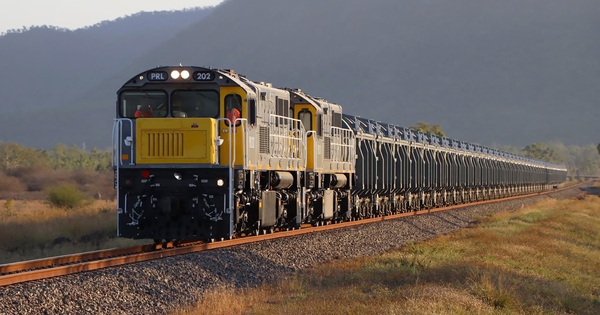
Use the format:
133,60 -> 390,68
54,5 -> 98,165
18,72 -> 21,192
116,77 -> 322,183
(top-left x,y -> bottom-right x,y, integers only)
134,245 -> 297,296
579,184 -> 599,196
430,211 -> 472,227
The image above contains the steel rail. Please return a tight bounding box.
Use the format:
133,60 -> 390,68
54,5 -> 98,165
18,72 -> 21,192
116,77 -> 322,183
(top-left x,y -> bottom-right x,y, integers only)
0,245 -> 151,274
0,183 -> 587,287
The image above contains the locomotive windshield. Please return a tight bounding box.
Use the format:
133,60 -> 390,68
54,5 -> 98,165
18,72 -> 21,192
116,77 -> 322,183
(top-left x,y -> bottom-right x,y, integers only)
171,90 -> 219,118
120,91 -> 167,118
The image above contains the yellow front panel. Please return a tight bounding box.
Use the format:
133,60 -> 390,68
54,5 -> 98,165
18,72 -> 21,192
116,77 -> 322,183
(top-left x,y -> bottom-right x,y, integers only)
136,118 -> 216,164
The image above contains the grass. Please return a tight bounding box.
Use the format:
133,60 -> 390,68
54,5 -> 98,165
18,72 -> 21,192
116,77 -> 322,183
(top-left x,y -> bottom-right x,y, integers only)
0,167 -> 115,201
0,199 -> 144,264
177,194 -> 600,315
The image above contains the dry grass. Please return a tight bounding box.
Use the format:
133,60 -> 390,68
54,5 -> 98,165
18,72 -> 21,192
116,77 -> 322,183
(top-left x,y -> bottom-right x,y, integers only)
0,199 -> 143,264
0,167 -> 115,201
0,167 -> 126,263
177,194 -> 600,315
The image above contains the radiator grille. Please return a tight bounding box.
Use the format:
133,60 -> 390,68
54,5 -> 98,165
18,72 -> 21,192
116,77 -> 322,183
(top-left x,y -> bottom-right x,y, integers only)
324,136 -> 331,159
259,127 -> 270,154
145,132 -> 184,157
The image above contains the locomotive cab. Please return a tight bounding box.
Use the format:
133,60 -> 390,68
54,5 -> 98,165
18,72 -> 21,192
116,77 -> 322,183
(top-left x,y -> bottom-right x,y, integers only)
114,67 -> 313,241
289,89 -> 355,223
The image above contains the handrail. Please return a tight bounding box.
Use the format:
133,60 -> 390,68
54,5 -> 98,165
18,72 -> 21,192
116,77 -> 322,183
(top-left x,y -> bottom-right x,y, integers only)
112,120 -> 120,237
112,117 -> 133,237
111,118 -> 134,167
330,126 -> 356,164
232,118 -> 249,169
215,118 -> 235,236
111,121 -> 117,167
267,114 -> 307,164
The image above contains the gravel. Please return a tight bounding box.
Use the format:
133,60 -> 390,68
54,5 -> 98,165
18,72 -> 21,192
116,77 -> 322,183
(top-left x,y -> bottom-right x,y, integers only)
0,185 -> 585,315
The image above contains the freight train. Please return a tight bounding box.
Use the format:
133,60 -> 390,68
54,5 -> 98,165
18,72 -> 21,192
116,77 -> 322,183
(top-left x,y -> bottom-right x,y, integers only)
112,66 -> 567,241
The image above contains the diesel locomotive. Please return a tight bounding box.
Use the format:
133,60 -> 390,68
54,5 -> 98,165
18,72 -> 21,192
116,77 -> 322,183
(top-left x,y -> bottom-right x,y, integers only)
112,66 -> 567,241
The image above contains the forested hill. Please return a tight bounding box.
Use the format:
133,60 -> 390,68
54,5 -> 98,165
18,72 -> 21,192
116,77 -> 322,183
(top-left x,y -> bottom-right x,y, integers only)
1,0 -> 599,149
0,8 -> 213,128
133,0 -> 600,147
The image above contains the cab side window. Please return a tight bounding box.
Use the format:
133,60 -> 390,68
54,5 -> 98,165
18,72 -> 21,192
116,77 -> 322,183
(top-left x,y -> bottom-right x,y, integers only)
332,111 -> 342,128
317,113 -> 323,136
225,94 -> 243,126
249,99 -> 256,125
299,109 -> 312,132
225,94 -> 242,112
276,97 -> 290,117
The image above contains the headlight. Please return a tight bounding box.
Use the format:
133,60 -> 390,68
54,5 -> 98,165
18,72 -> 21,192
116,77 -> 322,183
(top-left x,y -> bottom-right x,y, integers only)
217,179 -> 225,187
181,70 -> 190,79
174,173 -> 182,181
171,70 -> 180,79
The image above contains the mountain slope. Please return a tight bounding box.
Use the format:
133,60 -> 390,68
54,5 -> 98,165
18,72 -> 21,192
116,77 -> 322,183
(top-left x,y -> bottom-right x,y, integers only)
1,0 -> 599,148
0,8 -> 213,115
143,0 -> 600,147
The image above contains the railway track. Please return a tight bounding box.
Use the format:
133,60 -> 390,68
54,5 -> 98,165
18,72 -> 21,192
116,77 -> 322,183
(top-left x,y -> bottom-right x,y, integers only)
0,183 -> 586,288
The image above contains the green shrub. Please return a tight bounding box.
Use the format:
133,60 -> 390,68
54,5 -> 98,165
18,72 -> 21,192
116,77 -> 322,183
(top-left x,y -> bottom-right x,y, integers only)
47,185 -> 85,209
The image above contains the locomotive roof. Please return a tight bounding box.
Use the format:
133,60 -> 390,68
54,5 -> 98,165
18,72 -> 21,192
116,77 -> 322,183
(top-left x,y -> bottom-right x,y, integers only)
118,66 -> 248,90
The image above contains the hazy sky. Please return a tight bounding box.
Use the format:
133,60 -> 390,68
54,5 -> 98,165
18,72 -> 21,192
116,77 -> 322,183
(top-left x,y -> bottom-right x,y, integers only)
0,0 -> 224,33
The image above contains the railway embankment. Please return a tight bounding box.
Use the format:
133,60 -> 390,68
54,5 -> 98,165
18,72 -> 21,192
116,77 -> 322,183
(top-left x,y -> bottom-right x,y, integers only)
178,186 -> 600,315
0,184 -> 589,315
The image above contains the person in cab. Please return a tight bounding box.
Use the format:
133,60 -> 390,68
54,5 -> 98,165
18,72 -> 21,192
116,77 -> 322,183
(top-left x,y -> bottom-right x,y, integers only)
134,104 -> 153,118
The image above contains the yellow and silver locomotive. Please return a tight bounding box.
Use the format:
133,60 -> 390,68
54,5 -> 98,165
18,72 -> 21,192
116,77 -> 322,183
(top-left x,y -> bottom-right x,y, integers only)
113,66 -> 355,241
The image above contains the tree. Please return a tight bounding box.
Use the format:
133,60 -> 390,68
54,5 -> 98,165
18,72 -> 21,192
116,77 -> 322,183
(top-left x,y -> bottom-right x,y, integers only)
0,142 -> 50,171
522,143 -> 563,164
597,143 -> 600,156
430,124 -> 446,137
492,141 -> 600,176
0,142 -> 110,172
409,122 -> 446,137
